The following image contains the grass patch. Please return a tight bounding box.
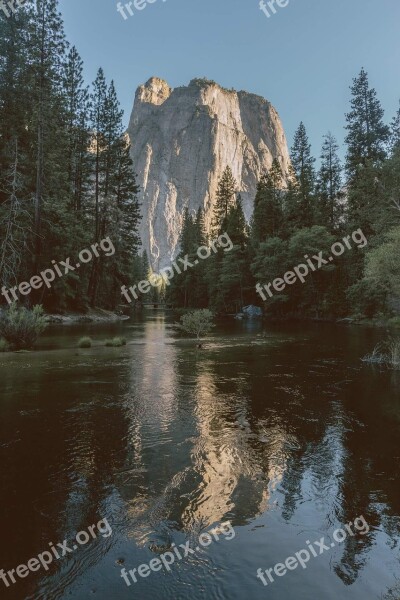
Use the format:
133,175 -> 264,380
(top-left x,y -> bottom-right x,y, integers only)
387,316 -> 400,328
0,337 -> 10,352
362,337 -> 400,369
78,336 -> 92,348
388,338 -> 400,369
105,337 -> 126,347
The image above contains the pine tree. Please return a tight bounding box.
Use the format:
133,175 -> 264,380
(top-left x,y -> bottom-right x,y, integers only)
345,68 -> 390,179
107,135 -> 141,308
226,195 -> 247,247
194,207 -> 208,247
316,132 -> 343,230
0,140 -> 31,289
190,207 -> 209,307
289,122 -> 316,228
212,166 -> 237,235
167,209 -> 196,307
88,77 -> 141,307
345,70 -> 390,237
89,68 -> 108,243
0,6 -> 32,288
63,46 -> 91,213
27,0 -> 68,265
218,245 -> 246,312
252,160 -> 284,244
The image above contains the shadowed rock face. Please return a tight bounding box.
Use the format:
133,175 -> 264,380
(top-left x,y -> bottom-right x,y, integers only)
127,77 -> 291,268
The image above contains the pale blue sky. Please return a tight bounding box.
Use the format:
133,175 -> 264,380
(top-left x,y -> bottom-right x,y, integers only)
59,0 -> 400,162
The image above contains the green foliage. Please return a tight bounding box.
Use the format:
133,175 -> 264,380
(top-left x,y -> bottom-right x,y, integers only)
251,161 -> 284,244
0,304 -> 47,350
0,337 -> 10,352
388,317 -> 400,328
105,337 -> 126,347
346,279 -> 387,319
364,227 -> 400,301
178,309 -> 215,341
78,336 -> 92,348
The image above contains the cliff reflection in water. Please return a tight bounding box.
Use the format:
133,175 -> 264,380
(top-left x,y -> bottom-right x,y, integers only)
115,316 -> 399,596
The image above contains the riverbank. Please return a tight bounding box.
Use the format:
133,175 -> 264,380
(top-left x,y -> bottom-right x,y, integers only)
44,308 -> 129,324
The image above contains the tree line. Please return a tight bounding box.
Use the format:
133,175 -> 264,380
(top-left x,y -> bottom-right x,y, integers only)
165,68 -> 400,320
0,0 -> 141,312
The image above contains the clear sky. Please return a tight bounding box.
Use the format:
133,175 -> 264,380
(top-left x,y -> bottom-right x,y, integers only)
59,0 -> 400,162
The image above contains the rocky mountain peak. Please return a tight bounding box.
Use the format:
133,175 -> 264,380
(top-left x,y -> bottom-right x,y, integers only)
127,77 -> 291,269
135,76 -> 172,106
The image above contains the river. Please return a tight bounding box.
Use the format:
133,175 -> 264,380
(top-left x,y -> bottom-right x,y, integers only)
0,313 -> 399,600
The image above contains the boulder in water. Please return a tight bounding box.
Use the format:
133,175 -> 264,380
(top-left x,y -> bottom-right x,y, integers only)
242,305 -> 263,319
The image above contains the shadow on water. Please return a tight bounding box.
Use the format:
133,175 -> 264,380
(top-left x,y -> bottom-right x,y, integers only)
0,313 -> 399,599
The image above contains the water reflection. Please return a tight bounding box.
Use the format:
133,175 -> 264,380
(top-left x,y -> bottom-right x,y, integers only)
0,316 -> 399,599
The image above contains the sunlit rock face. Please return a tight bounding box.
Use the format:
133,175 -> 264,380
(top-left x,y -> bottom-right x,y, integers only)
127,77 -> 291,268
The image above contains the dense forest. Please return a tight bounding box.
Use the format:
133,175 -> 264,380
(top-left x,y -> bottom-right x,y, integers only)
0,0 -> 141,312
1,1 -> 399,321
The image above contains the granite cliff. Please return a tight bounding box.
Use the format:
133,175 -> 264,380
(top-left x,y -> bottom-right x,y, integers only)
127,77 -> 291,268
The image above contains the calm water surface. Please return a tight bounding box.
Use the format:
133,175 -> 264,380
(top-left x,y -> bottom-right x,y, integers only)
0,314 -> 399,600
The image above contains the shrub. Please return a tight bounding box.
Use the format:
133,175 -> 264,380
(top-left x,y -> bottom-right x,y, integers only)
0,304 -> 47,350
177,309 -> 215,343
105,337 -> 126,347
0,337 -> 10,352
78,337 -> 92,348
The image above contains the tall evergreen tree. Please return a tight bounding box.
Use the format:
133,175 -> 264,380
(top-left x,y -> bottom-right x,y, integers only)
167,209 -> 196,307
88,77 -> 141,307
0,5 -> 32,288
345,68 -> 390,179
316,132 -> 343,230
212,166 -> 237,235
289,122 -> 316,228
27,0 -> 68,265
345,69 -> 390,236
89,68 -> 108,243
252,160 -> 284,244
63,46 -> 91,213
226,194 -> 247,246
